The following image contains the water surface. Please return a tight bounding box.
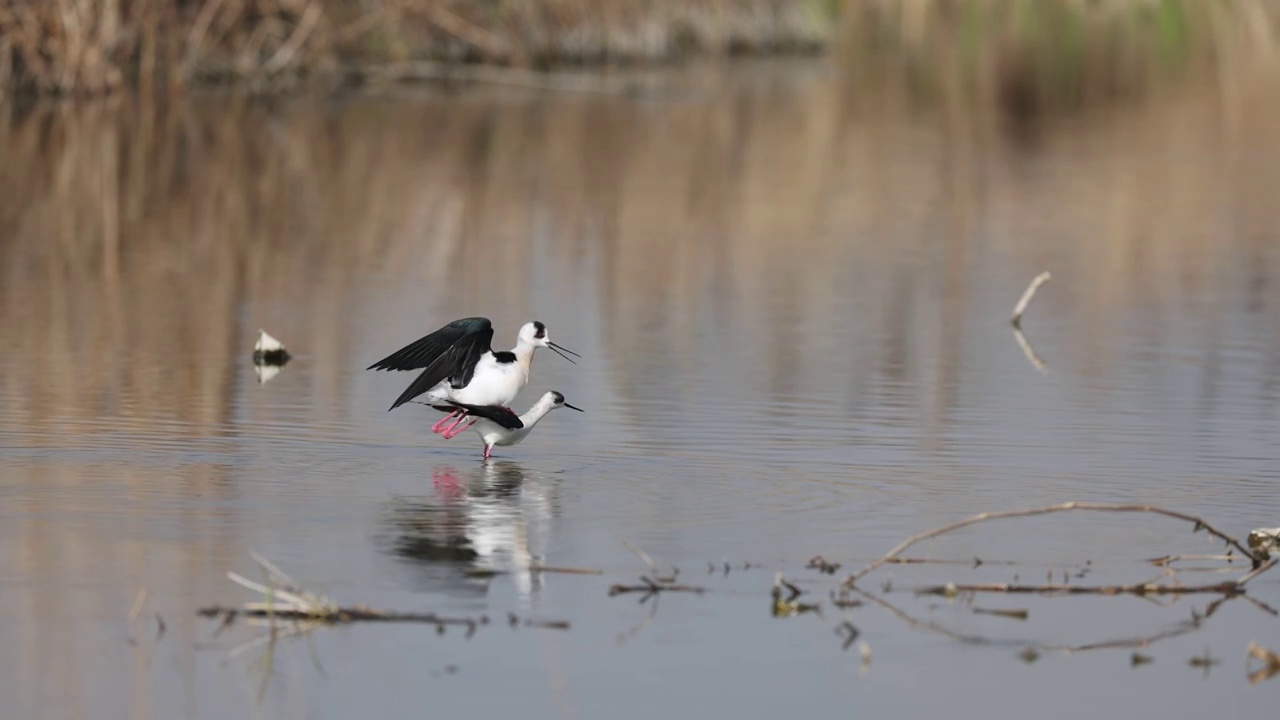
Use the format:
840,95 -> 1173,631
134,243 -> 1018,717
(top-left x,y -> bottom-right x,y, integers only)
3,59 -> 1280,718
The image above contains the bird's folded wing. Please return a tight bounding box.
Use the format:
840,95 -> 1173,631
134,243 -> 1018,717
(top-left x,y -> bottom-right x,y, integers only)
448,402 -> 524,430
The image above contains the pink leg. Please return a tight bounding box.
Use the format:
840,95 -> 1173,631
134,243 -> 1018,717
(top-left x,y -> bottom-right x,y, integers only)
431,410 -> 460,434
438,411 -> 469,437
443,419 -> 475,440
483,444 -> 492,459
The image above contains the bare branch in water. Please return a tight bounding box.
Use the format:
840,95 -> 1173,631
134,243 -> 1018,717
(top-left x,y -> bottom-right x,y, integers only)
200,551 -> 568,633
852,586 -> 1209,656
621,539 -> 679,583
1011,271 -> 1052,327
1013,326 -> 1049,374
608,576 -> 705,599
1247,642 -> 1280,685
910,567 -> 1275,597
845,502 -> 1265,587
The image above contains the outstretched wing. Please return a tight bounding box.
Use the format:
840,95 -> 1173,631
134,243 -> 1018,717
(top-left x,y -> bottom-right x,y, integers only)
368,317 -> 495,410
449,402 -> 524,430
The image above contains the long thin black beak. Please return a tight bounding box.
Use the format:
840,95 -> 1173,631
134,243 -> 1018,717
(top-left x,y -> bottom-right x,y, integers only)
547,342 -> 580,364
563,402 -> 585,412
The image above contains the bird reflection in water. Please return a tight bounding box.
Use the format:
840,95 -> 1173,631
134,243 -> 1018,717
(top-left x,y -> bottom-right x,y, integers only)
378,460 -> 557,603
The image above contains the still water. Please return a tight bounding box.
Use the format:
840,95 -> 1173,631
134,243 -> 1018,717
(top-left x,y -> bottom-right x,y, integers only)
2,59 -> 1280,718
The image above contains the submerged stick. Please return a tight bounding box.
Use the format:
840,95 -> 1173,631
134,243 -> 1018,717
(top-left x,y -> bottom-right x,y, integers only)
912,569 -> 1275,597
1011,271 -> 1051,328
204,551 -> 568,631
845,502 -> 1263,586
608,576 -> 705,597
1012,326 -> 1048,374
197,605 -> 483,626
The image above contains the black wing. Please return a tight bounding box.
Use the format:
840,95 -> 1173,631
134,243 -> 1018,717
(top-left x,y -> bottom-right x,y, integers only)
448,402 -> 523,430
367,317 -> 495,411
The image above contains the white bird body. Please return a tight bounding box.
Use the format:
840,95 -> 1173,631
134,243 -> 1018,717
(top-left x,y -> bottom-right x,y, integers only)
471,392 -> 559,448
367,318 -> 578,414
445,391 -> 584,459
421,342 -> 533,407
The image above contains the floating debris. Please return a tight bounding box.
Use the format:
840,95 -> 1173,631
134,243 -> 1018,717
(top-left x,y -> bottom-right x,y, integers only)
253,329 -> 292,367
1248,528 -> 1280,559
845,502 -> 1271,590
972,607 -> 1029,621
608,577 -> 705,599
771,573 -> 821,617
1131,652 -> 1154,667
1247,642 -> 1280,685
1188,648 -> 1220,676
198,551 -> 566,634
807,556 -> 841,574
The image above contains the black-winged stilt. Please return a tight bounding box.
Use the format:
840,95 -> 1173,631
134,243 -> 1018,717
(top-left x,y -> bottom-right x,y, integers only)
366,318 -> 579,435
440,391 -> 583,459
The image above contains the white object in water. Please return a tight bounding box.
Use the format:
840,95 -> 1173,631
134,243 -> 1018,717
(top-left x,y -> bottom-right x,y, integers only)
253,329 -> 291,366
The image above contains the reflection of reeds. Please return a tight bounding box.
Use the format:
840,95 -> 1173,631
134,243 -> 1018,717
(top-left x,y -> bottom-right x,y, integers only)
839,0 -> 1280,119
0,0 -> 836,96
4,60 -> 1280,437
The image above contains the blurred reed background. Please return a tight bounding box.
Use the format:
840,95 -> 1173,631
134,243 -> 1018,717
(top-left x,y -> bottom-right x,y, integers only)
3,55 -> 1280,441
1,0 -> 1277,110
0,0 -> 835,95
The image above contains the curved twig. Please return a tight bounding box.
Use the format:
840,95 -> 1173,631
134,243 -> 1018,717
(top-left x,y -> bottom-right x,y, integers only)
845,502 -> 1262,587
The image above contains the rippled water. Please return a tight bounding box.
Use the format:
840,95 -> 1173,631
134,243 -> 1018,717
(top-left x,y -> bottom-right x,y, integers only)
3,59 -> 1280,718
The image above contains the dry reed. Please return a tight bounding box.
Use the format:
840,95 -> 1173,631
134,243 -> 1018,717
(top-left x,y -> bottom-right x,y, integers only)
0,0 -> 836,97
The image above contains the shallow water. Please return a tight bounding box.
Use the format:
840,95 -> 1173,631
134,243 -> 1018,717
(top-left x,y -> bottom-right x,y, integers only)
3,59 -> 1280,718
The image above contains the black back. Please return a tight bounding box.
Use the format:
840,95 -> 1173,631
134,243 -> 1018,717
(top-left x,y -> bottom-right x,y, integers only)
367,317 -> 496,410
448,401 -> 524,430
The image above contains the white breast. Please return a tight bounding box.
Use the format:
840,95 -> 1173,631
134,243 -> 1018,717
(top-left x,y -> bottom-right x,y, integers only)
424,354 -> 527,406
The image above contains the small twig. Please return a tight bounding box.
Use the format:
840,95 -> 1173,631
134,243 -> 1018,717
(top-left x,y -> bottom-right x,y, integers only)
522,618 -> 571,631
199,604 -> 489,627
608,579 -> 704,598
1247,642 -> 1280,685
972,607 -> 1029,621
622,540 -> 658,575
853,586 -> 1206,655
1234,559 -> 1278,586
1011,271 -> 1051,327
884,556 -> 1013,567
622,540 -> 677,582
1149,553 -> 1236,566
1012,326 -> 1049,374
226,572 -> 324,614
910,576 -> 1268,597
845,502 -> 1262,586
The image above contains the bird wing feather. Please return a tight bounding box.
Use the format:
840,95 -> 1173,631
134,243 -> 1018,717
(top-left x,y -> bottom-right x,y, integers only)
448,402 -> 524,430
368,317 -> 496,411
